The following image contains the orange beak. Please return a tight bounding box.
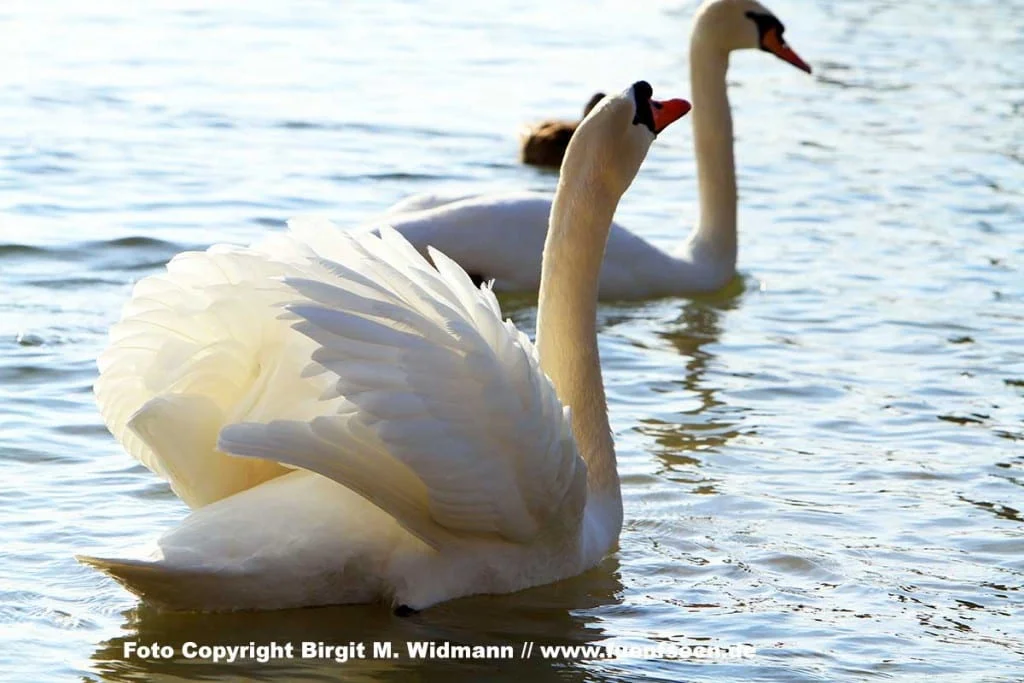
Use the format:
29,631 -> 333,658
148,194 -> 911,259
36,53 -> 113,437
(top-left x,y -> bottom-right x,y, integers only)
651,98 -> 692,134
762,28 -> 812,74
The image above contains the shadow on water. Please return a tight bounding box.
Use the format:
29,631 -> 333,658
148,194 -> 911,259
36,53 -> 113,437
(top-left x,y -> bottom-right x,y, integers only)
88,560 -> 627,683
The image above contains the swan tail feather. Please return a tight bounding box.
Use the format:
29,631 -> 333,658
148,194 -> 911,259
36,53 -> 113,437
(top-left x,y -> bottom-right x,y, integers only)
75,555 -> 246,612
77,554 -> 362,612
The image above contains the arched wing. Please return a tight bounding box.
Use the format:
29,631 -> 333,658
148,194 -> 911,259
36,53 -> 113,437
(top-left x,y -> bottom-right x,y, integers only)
220,222 -> 587,545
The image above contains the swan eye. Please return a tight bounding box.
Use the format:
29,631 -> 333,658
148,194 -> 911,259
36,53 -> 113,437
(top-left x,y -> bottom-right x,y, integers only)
745,11 -> 786,50
631,81 -> 656,134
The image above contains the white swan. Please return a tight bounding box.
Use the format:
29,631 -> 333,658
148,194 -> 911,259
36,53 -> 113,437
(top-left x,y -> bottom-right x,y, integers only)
367,0 -> 811,300
78,82 -> 691,612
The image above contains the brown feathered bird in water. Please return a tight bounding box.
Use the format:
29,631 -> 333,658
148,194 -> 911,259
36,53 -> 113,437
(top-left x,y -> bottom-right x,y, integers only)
519,92 -> 605,168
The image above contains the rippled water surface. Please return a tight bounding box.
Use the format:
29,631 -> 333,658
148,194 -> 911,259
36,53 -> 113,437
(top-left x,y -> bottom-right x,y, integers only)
2,0 -> 1022,680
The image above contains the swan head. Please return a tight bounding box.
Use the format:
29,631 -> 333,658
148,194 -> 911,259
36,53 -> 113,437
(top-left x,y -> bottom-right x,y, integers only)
563,81 -> 691,196
694,0 -> 812,74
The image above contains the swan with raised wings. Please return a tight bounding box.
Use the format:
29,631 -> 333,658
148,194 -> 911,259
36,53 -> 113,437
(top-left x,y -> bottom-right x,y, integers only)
77,83 -> 691,612
367,0 -> 811,299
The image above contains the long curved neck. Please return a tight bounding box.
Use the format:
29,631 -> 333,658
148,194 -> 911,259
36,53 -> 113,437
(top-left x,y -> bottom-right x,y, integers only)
689,32 -> 737,267
535,175 -> 620,517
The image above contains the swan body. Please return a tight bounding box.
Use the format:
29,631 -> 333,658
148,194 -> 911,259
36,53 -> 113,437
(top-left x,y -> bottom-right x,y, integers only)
369,191 -> 729,299
79,83 -> 690,611
367,0 -> 811,300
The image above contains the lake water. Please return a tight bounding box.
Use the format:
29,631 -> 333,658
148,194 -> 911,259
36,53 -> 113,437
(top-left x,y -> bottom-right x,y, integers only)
1,0 -> 1022,680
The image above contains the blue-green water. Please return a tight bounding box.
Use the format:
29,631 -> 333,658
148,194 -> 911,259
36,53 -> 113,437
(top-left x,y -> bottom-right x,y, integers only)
1,1 -> 1021,680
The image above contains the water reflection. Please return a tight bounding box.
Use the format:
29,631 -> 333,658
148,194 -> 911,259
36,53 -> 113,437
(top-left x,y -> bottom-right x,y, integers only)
89,560 -> 625,682
639,291 -> 746,487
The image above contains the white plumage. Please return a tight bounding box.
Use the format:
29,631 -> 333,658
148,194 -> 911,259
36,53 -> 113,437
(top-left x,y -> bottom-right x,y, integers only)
93,239 -> 318,508
83,223 -> 591,610
220,225 -> 586,548
79,82 -> 687,611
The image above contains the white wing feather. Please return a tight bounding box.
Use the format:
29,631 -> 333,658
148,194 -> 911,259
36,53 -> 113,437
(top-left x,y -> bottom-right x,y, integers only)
94,239 -> 334,508
220,223 -> 586,545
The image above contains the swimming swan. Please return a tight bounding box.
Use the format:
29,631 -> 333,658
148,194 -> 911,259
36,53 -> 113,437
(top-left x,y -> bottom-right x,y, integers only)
368,0 -> 811,299
77,83 -> 691,612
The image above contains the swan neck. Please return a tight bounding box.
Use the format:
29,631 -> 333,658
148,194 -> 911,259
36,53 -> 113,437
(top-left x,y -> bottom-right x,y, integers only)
535,178 -> 621,517
690,36 -> 737,263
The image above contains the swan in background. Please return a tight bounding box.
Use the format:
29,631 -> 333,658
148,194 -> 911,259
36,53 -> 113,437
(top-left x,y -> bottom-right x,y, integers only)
78,83 -> 691,612
367,0 -> 811,300
519,91 -> 605,168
